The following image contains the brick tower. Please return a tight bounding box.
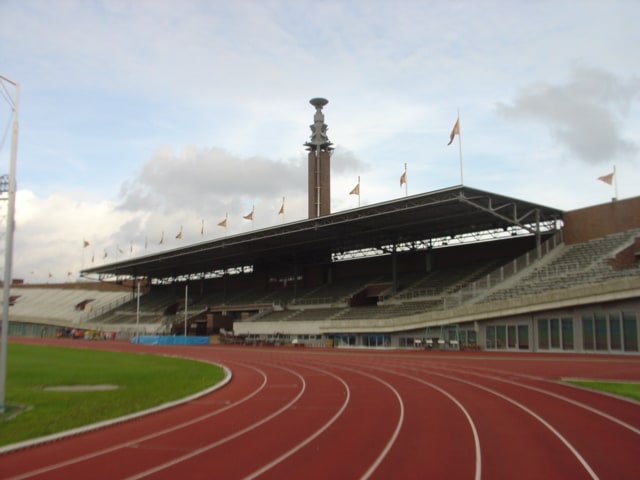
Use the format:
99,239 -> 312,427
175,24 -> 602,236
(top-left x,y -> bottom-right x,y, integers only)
305,98 -> 333,218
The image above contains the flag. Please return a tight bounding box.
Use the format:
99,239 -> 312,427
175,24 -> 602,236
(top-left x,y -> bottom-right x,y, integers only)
91,251 -> 95,263
200,219 -> 204,236
218,214 -> 228,227
598,172 -> 614,185
278,197 -> 285,215
117,245 -> 124,254
349,183 -> 360,195
400,171 -> 407,186
103,249 -> 108,259
448,117 -> 460,145
243,209 -> 254,221
159,232 -> 164,245
175,226 -> 182,239
83,239 -> 90,248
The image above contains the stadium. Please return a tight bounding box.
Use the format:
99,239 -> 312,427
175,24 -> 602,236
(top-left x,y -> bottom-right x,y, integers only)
5,99 -> 640,355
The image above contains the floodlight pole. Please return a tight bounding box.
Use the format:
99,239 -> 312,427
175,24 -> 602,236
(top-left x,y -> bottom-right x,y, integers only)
135,279 -> 141,340
184,285 -> 188,337
0,74 -> 19,413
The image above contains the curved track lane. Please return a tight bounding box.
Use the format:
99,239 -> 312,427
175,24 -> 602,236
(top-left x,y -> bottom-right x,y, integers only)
1,340 -> 639,479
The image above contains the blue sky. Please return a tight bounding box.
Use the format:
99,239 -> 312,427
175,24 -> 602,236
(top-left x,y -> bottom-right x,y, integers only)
0,0 -> 638,283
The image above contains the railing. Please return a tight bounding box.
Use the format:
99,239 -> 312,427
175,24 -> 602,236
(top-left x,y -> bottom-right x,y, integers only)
440,230 -> 564,309
291,296 -> 337,306
85,294 -> 134,321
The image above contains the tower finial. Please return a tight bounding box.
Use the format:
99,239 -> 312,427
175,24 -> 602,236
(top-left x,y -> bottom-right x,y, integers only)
305,97 -> 332,151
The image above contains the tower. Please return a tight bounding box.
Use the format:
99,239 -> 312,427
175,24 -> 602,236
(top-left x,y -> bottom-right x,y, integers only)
305,97 -> 333,218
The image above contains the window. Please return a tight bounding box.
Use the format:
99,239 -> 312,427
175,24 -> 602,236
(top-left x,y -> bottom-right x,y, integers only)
538,319 -> 549,350
550,318 -> 560,349
561,318 -> 574,350
582,315 -> 594,350
507,325 -> 516,348
496,326 -> 506,349
486,326 -> 496,349
595,313 -> 608,351
609,313 -> 621,351
518,325 -> 529,350
623,312 -> 638,352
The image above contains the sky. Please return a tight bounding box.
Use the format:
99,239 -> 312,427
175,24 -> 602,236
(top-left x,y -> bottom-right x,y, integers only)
0,0 -> 638,283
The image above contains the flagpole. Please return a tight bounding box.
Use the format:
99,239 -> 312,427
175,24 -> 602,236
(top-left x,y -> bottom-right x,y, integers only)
457,109 -> 463,185
357,176 -> 361,207
404,163 -> 408,197
613,164 -> 618,200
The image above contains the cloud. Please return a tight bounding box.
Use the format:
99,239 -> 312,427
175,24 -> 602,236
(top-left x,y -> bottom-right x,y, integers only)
496,66 -> 640,164
118,144 -> 366,212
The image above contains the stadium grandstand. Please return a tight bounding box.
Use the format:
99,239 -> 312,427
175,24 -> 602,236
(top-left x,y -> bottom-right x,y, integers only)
5,186 -> 639,354
4,98 -> 640,353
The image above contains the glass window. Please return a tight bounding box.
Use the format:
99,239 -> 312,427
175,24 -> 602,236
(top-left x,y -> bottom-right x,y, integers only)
486,326 -> 496,349
561,318 -> 574,350
550,318 -> 560,349
538,318 -> 549,350
623,312 -> 638,352
582,315 -> 594,350
595,313 -> 608,351
518,325 -> 529,350
496,326 -> 506,349
507,325 -> 516,349
609,313 -> 621,351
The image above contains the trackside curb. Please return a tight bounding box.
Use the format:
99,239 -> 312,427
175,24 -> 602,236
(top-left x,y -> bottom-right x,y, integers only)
0,365 -> 232,455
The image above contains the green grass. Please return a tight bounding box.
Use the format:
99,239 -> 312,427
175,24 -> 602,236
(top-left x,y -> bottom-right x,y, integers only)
0,343 -> 225,447
566,380 -> 640,402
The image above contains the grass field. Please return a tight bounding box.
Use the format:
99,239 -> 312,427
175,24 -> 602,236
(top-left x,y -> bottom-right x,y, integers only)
566,379 -> 640,401
0,343 -> 225,447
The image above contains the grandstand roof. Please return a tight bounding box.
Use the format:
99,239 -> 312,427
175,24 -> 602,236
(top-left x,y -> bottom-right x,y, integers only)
81,185 -> 563,281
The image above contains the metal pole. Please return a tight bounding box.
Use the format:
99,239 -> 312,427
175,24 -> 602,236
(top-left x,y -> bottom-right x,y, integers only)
135,280 -> 140,339
0,74 -> 19,413
457,109 -> 463,185
184,284 -> 188,337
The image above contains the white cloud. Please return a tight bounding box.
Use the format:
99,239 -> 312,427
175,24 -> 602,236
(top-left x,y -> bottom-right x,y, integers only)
1,0 -> 639,283
496,66 -> 640,164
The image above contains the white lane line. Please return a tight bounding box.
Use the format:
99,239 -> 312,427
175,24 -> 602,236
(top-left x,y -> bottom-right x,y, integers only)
317,362 -> 405,480
356,373 -> 404,480
6,362 -> 267,480
419,361 -> 640,437
242,365 -> 351,480
125,364 -> 308,479
428,371 -> 600,480
363,364 -> 482,480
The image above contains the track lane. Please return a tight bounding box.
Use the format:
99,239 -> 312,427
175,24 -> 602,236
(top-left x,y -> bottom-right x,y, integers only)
407,361 -> 640,479
2,341 -> 640,480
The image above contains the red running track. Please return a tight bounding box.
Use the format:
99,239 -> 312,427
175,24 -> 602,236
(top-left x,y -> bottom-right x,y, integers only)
2,339 -> 640,479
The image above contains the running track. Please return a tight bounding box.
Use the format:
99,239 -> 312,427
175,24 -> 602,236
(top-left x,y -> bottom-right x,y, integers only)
2,339 -> 640,479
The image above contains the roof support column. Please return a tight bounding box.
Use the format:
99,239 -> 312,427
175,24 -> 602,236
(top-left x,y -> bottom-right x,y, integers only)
535,208 -> 541,259
392,243 -> 398,293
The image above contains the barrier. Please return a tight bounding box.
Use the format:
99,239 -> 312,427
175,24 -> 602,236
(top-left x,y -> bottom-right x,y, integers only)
131,335 -> 210,346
